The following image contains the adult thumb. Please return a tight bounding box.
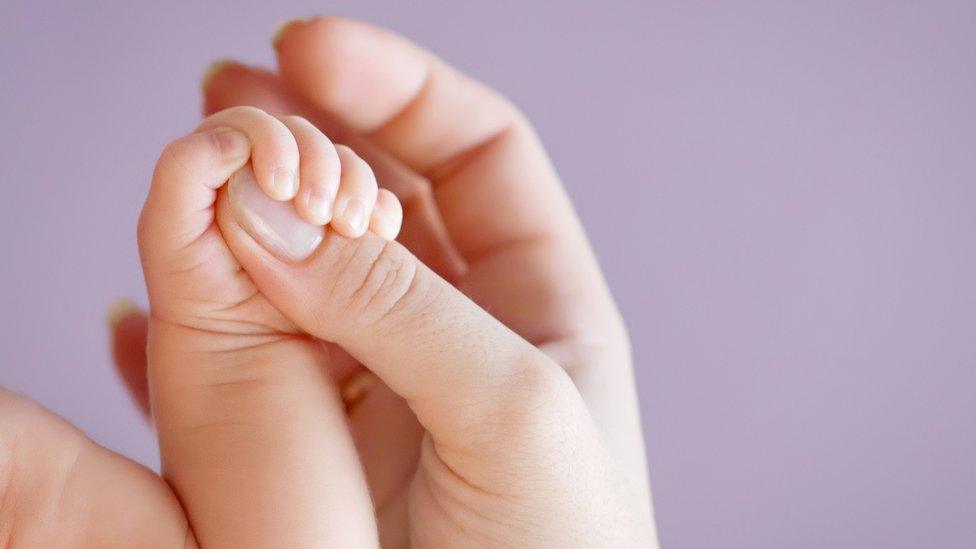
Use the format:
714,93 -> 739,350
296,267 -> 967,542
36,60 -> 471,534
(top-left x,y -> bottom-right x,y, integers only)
214,173 -> 580,455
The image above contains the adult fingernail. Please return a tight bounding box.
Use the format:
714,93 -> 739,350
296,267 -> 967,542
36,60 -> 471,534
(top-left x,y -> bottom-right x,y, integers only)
306,189 -> 333,224
340,199 -> 367,235
272,20 -> 297,50
273,166 -> 299,199
272,17 -> 314,50
200,59 -> 236,91
340,370 -> 378,411
107,298 -> 139,329
230,164 -> 324,261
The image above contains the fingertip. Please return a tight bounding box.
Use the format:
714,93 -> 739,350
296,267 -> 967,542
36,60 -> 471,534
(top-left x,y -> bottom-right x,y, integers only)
201,59 -> 240,93
272,16 -> 317,51
297,184 -> 336,226
269,165 -> 300,201
371,189 -> 403,241
107,298 -> 142,331
202,63 -> 295,117
276,16 -> 428,131
332,198 -> 369,238
272,20 -> 297,51
276,114 -> 341,226
248,112 -> 302,202
331,145 -> 378,238
107,300 -> 150,417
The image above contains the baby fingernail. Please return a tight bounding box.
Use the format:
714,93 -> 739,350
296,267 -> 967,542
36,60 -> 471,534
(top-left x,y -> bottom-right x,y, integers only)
341,199 -> 367,234
212,128 -> 249,159
307,189 -> 333,224
230,164 -> 324,261
273,166 -> 298,199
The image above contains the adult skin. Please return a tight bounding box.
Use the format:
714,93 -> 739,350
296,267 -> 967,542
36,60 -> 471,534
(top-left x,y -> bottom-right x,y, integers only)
1,16 -> 658,548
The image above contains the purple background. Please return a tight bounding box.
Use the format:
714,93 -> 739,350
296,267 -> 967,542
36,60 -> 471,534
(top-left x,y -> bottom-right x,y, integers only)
2,1 -> 974,547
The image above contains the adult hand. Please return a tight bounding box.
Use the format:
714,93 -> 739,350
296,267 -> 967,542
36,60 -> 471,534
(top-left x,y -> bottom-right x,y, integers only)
113,16 -> 658,547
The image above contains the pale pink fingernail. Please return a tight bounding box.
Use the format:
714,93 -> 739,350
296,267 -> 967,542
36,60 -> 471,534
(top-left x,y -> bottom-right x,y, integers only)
306,189 -> 333,224
211,128 -> 249,159
272,166 -> 298,199
340,199 -> 367,235
229,164 -> 324,261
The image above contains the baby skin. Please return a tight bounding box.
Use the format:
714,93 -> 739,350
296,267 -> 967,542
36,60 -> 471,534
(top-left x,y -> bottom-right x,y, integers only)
139,106 -> 400,546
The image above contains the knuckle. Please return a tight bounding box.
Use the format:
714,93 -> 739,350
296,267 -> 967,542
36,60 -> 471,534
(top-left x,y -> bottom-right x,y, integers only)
283,117 -> 325,156
454,354 -> 581,455
342,239 -> 421,327
158,132 -> 217,177
501,357 -> 579,431
160,136 -> 196,174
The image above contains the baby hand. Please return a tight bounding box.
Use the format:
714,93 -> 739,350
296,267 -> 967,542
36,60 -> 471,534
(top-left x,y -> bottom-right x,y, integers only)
138,106 -> 396,546
140,106 -> 402,336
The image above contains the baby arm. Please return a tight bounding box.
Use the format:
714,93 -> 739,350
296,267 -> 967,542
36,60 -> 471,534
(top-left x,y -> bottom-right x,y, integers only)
139,107 -> 397,547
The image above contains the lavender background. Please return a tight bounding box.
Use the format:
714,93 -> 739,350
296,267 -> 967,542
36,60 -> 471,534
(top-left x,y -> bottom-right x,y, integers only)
2,1 -> 974,547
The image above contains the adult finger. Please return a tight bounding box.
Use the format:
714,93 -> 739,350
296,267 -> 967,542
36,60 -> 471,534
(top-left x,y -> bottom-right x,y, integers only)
107,299 -> 150,418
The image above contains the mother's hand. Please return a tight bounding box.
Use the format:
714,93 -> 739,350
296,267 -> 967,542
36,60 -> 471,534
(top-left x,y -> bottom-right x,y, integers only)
111,16 -> 658,547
